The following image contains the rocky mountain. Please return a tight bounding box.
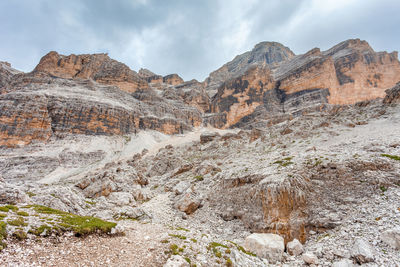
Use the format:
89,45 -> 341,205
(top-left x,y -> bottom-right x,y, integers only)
1,39 -> 400,266
208,39 -> 400,128
1,38 -> 399,147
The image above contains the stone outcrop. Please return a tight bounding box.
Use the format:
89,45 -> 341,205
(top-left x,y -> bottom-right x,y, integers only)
383,82 -> 400,104
33,51 -> 149,92
163,74 -> 184,86
244,233 -> 285,263
207,39 -> 400,128
205,42 -> 295,97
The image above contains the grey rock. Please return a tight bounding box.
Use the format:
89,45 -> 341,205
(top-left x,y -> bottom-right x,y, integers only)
351,238 -> 374,263
286,239 -> 304,256
173,181 -> 191,195
381,227 -> 400,250
302,252 -> 318,265
244,233 -> 284,263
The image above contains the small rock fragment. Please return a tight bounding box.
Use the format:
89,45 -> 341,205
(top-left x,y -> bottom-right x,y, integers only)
351,238 -> 374,263
286,239 -> 303,256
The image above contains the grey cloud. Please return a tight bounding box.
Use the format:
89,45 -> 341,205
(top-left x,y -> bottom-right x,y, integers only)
0,0 -> 398,81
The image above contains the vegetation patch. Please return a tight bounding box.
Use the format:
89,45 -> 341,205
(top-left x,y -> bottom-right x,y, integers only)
33,205 -> 69,215
193,175 -> 204,182
273,156 -> 294,167
16,211 -> 29,217
7,217 -> 27,227
0,221 -> 7,251
227,240 -> 256,257
12,230 -> 27,241
381,154 -> 400,161
60,215 -> 116,236
169,233 -> 187,240
0,205 -> 19,212
28,225 -> 53,236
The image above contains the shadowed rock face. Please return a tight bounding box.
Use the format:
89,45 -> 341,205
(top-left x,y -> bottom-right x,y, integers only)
384,82 -> 400,104
208,39 -> 400,128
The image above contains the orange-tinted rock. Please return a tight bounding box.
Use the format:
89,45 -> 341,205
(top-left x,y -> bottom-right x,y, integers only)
33,51 -> 149,92
163,74 -> 184,86
0,93 -> 52,147
208,39 -> 400,128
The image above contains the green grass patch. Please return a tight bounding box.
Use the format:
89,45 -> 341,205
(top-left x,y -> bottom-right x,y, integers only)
380,186 -> 388,192
28,225 -> 53,236
226,240 -> 256,257
381,154 -> 400,161
33,205 -> 69,215
60,215 -> 116,236
0,205 -> 19,213
26,192 -> 36,197
16,211 -> 29,217
169,233 -> 187,240
7,217 -> 27,227
0,213 -> 7,219
273,156 -> 294,167
175,226 -> 190,232
0,221 -> 7,251
193,175 -> 204,182
12,230 -> 27,241
169,244 -> 180,255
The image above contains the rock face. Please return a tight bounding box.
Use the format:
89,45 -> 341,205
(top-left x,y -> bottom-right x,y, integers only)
205,42 -> 295,97
383,82 -> 400,104
0,56 -> 204,147
208,39 -> 400,128
244,233 -> 285,263
1,38 -> 399,147
33,51 -> 149,93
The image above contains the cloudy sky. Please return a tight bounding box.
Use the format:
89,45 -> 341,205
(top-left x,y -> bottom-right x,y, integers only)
0,0 -> 399,81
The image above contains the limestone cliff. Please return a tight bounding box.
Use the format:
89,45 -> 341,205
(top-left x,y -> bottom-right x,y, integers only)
33,51 -> 149,93
208,39 -> 400,128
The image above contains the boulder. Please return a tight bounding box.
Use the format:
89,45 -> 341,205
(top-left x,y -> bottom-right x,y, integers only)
286,239 -> 304,256
351,238 -> 374,263
381,227 -> 400,250
107,192 -> 134,206
175,193 -> 201,215
173,181 -> 191,195
244,233 -> 284,263
302,252 -> 318,265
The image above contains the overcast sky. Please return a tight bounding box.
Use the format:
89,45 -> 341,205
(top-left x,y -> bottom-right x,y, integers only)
0,0 -> 399,81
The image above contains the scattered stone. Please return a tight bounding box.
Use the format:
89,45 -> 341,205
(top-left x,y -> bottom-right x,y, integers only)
302,252 -> 318,265
381,227 -> 400,249
351,238 -> 374,263
175,193 -> 201,215
244,233 -> 284,263
173,181 -> 191,195
286,238 -> 303,256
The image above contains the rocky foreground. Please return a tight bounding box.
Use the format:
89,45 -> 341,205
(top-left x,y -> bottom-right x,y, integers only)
0,39 -> 400,266
1,91 -> 400,266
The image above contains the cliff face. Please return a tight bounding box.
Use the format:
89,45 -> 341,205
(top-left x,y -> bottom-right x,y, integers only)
1,38 -> 399,146
204,42 -> 295,97
33,51 -> 149,93
208,39 -> 400,128
0,58 -> 204,147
